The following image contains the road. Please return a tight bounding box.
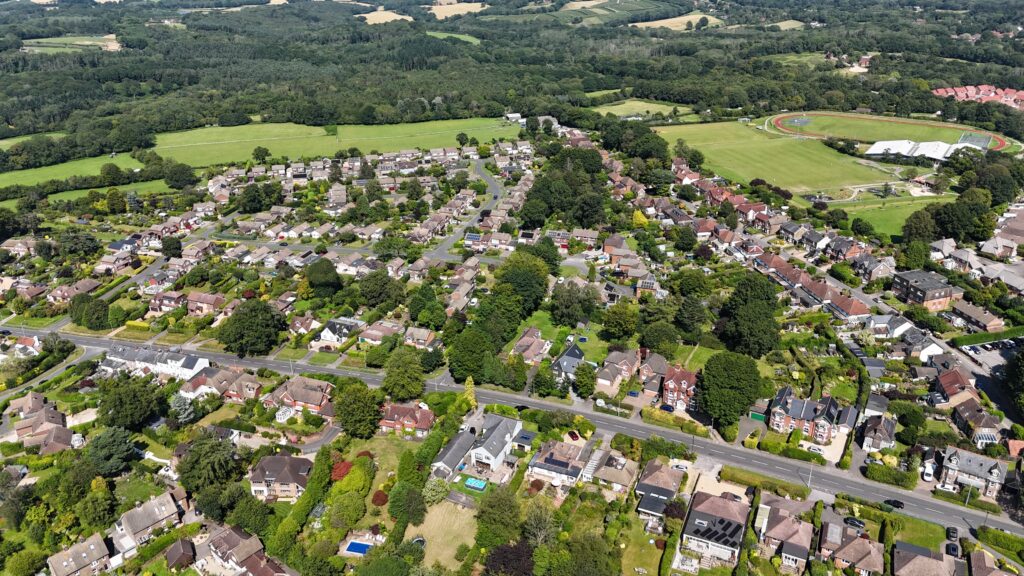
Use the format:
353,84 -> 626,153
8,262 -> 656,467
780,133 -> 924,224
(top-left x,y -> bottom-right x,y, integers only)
6,324 -> 1021,535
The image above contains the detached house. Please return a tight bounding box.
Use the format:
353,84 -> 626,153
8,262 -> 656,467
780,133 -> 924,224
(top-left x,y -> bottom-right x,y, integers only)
186,291 -> 225,316
595,349 -> 641,396
552,343 -> 586,383
314,317 -> 366,351
48,278 -> 101,304
634,460 -> 684,524
249,455 -> 314,502
47,533 -> 109,576
114,491 -> 184,552
819,522 -> 885,576
379,402 -> 435,438
768,387 -> 857,445
264,375 -> 334,418
468,414 -> 522,473
952,398 -> 1000,449
681,492 -> 751,566
861,415 -> 896,453
892,270 -> 962,312
754,501 -> 814,573
204,525 -> 288,576
527,440 -> 587,486
511,327 -> 551,366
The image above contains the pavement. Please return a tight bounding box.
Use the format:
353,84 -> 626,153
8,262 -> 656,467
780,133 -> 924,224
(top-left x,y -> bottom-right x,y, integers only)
5,323 -> 1021,536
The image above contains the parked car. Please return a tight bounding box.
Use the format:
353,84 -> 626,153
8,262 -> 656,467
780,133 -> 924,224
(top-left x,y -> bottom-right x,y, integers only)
279,241 -> 288,246
844,517 -> 866,530
945,543 -> 959,558
922,464 -> 935,482
567,430 -> 580,441
514,405 -> 529,412
946,527 -> 959,540
659,404 -> 675,413
0,329 -> 10,336
884,499 -> 904,509
807,445 -> 824,455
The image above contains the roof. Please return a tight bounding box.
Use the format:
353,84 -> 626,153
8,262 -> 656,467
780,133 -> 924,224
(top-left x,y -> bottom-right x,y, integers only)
433,431 -> 475,473
830,525 -> 885,574
209,525 -> 264,565
970,550 -> 1013,576
683,492 -> 751,550
865,393 -> 890,414
942,447 -> 1008,480
636,460 -> 684,497
894,541 -> 956,576
474,414 -> 521,458
250,455 -> 314,488
119,492 -> 178,538
48,533 -> 108,576
165,538 -> 196,569
529,440 -> 585,479
895,270 -> 950,292
759,506 -> 814,554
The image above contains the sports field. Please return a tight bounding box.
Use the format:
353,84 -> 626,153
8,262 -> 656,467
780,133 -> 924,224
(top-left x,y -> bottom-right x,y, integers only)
0,154 -> 142,189
655,122 -> 892,193
426,31 -> 481,44
844,195 -> 956,237
629,12 -> 722,30
591,98 -> 690,117
771,111 -> 1009,149
153,119 -> 519,167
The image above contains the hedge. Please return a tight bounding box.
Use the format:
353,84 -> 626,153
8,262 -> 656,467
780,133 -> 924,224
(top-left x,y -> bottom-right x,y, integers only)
864,463 -> 917,490
976,526 -> 1024,563
121,523 -> 201,573
659,519 -> 683,576
931,488 -> 1002,515
950,325 -> 1024,347
720,465 -> 810,499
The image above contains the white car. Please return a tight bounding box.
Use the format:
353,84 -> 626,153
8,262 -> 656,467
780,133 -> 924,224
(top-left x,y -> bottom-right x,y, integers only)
807,445 -> 824,455
922,465 -> 935,482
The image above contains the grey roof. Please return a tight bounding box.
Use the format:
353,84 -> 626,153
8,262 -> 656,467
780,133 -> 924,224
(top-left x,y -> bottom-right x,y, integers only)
896,269 -> 950,291
48,534 -> 108,576
770,387 -> 841,425
866,393 -> 890,414
553,343 -> 586,376
433,431 -> 475,473
250,455 -> 313,488
683,492 -> 750,551
119,492 -> 178,538
474,414 -> 520,458
941,447 -> 1007,480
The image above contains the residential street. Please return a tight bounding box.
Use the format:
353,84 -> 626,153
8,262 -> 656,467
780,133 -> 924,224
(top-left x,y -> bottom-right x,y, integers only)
6,324 -> 1020,536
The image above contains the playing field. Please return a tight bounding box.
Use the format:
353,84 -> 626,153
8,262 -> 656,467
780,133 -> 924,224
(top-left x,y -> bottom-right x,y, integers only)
629,12 -> 722,30
844,195 -> 957,237
591,98 -> 690,117
655,122 -> 892,193
154,119 -> 519,167
426,30 -> 481,44
0,179 -> 170,209
771,112 -> 1008,149
0,154 -> 142,189
429,2 -> 486,18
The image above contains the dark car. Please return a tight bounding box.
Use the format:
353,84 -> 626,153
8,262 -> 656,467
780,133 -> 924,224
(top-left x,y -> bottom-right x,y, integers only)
567,430 -> 580,441
844,517 -> 866,530
514,405 -> 529,412
279,241 -> 288,246
946,527 -> 959,540
0,329 -> 10,336
884,499 -> 905,509
945,543 -> 959,558
659,404 -> 675,413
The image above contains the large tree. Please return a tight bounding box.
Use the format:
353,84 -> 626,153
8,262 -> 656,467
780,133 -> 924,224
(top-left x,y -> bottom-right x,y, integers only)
217,299 -> 286,357
697,352 -> 771,428
335,381 -> 383,439
717,300 -> 780,358
86,427 -> 138,476
359,269 -> 405,309
98,377 -> 162,431
495,251 -> 549,315
549,283 -> 599,327
177,432 -> 241,493
601,301 -> 639,341
382,346 -> 424,401
574,362 -> 596,398
476,486 -> 521,549
305,258 -> 342,298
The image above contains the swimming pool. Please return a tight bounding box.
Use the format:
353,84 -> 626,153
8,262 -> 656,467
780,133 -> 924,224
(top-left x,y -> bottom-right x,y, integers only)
345,541 -> 373,555
465,477 -> 487,491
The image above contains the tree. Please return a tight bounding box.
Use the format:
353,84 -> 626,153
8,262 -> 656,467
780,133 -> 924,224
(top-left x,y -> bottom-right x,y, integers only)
522,498 -> 556,547
360,269 -> 405,309
226,495 -> 273,536
75,482 -> 115,530
485,540 -> 534,576
161,236 -> 182,258
422,477 -> 449,505
218,299 -> 286,357
306,258 -> 342,298
602,301 -> 639,340
456,132 -> 469,147
99,377 -> 161,431
449,326 -> 493,382
106,188 -> 126,214
851,218 -> 874,236
677,296 -> 707,335
718,300 -> 780,358
698,352 -> 770,428
549,283 -> 599,327
476,486 -> 521,549
640,320 -> 679,357
496,251 -> 549,315
674,227 -> 697,252
253,146 -> 271,163
383,346 -> 425,401
86,427 -> 138,476
902,209 -> 937,243
177,432 -> 241,493
164,162 -> 199,189
170,393 -> 197,424
520,199 -> 549,229
335,381 -> 382,439
5,550 -> 46,576
463,376 -> 477,409
574,362 -> 596,398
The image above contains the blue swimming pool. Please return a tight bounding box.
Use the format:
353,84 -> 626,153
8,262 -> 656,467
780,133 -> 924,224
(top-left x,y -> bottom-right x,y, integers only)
345,541 -> 373,555
465,477 -> 487,491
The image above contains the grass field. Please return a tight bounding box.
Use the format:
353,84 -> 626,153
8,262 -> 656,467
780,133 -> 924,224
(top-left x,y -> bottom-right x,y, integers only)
769,19 -> 804,30
843,195 -> 957,236
415,501 -> 477,568
771,111 -> 1008,149
21,35 -> 120,53
426,30 -> 481,44
359,9 -> 413,23
491,0 -> 679,26
0,179 -> 170,209
585,88 -> 627,98
429,2 -> 486,19
0,154 -> 142,189
767,52 -> 827,67
591,98 -> 690,117
154,119 -> 518,167
0,132 -> 63,150
629,12 -> 723,30
655,122 -> 891,193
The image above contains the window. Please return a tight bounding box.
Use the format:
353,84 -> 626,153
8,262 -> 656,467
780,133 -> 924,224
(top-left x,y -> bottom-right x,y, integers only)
695,520 -> 708,528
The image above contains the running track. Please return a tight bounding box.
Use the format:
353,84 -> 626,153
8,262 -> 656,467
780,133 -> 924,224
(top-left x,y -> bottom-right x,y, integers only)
771,111 -> 1009,151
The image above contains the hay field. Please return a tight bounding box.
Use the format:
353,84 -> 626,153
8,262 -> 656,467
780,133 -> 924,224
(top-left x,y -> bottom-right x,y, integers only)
430,2 -> 486,18
630,12 -> 722,30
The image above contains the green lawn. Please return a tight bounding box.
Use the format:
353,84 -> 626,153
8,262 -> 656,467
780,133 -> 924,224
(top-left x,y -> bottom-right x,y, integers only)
520,310 -> 610,364
309,351 -> 339,366
142,557 -> 199,576
426,31 -> 481,44
620,518 -> 663,575
115,475 -> 166,512
196,404 -> 242,427
4,315 -> 64,328
844,195 -> 957,237
0,132 -> 64,150
112,328 -> 157,342
134,433 -> 173,460
156,331 -> 194,345
674,345 -> 720,371
655,122 -> 892,193
766,52 -> 826,67
773,111 -> 1006,148
276,347 -> 310,361
590,98 -> 690,118
0,154 -> 142,188
586,88 -> 627,98
347,435 -> 411,528
154,119 -> 519,167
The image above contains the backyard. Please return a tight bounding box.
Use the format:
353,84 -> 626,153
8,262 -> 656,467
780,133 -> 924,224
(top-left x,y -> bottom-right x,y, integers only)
414,501 -> 478,568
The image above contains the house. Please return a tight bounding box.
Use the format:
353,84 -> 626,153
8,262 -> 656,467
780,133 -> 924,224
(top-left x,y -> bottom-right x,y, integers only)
662,365 -> 697,411
937,447 -> 1007,498
404,327 -> 439,350
431,431 -> 476,479
935,367 -> 979,407
595,349 -> 641,396
0,237 -> 38,259
892,270 -> 962,312
769,387 -> 857,445
861,415 -> 896,453
93,250 -> 135,276
681,492 -> 751,565
819,522 -> 885,576
952,398 -> 1000,449
48,278 -> 101,304
893,542 -> 957,576
249,455 -> 314,502
979,237 -> 1017,260
951,301 -> 1005,333
289,313 -> 322,336
527,440 -> 586,485
469,414 -> 522,472
510,327 -> 551,366
861,393 -> 890,423
15,404 -> 66,439
379,402 -> 435,438
591,450 -> 639,493
204,525 -> 288,576
265,375 -> 334,417
358,320 -> 404,346
104,346 -> 210,381
4,391 -> 49,418
970,550 -> 1014,576
47,533 -> 109,576
165,538 -> 196,571
866,315 -> 913,339
754,503 -> 814,573
150,290 -> 186,313
552,343 -> 586,383
850,254 -> 896,282
114,492 -> 183,551
186,291 -> 225,316
634,460 -> 684,523
314,317 -> 366,350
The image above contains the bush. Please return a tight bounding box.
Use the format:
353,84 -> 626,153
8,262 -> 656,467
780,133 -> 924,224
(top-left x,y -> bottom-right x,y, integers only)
372,490 -> 389,506
864,463 -> 917,489
977,526 -> 1024,557
720,466 -> 810,499
932,488 -> 1002,514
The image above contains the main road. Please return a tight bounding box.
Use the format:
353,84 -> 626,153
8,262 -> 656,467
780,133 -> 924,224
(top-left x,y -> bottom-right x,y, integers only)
6,325 -> 1021,537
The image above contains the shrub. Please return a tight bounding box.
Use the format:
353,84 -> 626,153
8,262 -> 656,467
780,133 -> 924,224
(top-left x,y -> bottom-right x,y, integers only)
372,490 -> 389,506
720,466 -> 810,499
864,463 -> 917,489
331,461 -> 353,482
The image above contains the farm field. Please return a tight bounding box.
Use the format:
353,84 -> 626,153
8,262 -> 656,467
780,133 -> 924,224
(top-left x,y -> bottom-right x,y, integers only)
429,2 -> 486,18
0,154 -> 142,189
0,132 -> 64,150
655,122 -> 891,193
629,12 -> 723,30
414,501 -> 477,568
21,34 -> 120,53
154,119 -> 519,167
585,88 -> 627,98
0,179 -> 170,209
769,19 -> 804,30
771,111 -> 1008,149
767,52 -> 827,67
490,0 -> 680,26
843,195 -> 957,237
591,98 -> 689,117
359,9 -> 413,23
426,30 -> 481,44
